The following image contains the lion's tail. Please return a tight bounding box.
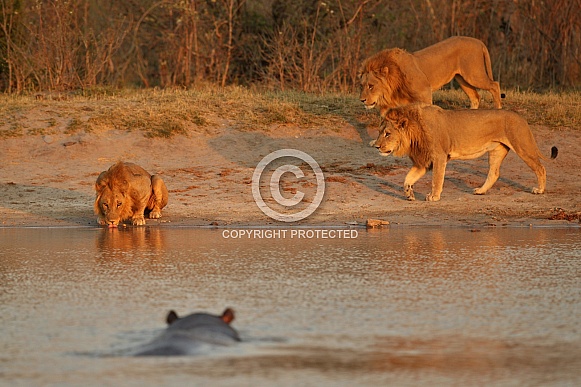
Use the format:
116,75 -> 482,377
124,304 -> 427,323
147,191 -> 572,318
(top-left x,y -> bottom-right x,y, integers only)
540,146 -> 559,161
482,44 -> 495,82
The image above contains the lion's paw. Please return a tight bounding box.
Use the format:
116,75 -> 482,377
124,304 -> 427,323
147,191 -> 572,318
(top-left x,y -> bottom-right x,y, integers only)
132,217 -> 146,226
425,193 -> 441,202
473,188 -> 486,195
149,211 -> 162,219
531,187 -> 544,194
97,217 -> 107,226
404,185 -> 415,201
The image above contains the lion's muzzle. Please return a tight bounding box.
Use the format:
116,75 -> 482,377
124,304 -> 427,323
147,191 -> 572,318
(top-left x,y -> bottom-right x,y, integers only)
361,99 -> 376,109
103,213 -> 121,227
375,144 -> 392,156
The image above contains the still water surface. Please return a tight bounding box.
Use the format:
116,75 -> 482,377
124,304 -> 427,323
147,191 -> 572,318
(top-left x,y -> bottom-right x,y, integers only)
1,226 -> 580,386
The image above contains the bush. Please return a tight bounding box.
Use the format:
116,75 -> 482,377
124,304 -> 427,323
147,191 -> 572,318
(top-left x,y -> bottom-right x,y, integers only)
0,0 -> 579,93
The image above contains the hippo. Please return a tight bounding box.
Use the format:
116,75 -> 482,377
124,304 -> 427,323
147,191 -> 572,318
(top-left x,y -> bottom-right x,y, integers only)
134,308 -> 240,356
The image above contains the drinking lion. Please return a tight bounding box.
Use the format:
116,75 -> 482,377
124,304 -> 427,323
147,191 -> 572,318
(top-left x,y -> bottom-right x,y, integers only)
94,162 -> 169,227
373,104 -> 558,201
359,36 -> 502,115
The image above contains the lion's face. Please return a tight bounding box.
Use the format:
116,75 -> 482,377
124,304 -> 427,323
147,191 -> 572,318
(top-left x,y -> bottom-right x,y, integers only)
96,187 -> 129,227
359,71 -> 383,110
373,118 -> 409,157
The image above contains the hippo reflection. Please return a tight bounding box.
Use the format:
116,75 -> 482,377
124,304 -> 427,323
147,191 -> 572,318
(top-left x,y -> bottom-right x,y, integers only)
134,308 -> 240,356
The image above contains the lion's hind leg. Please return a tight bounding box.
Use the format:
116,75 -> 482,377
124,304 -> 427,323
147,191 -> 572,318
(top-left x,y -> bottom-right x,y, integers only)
517,152 -> 547,194
489,80 -> 502,109
456,76 -> 502,109
510,136 -> 550,194
474,144 -> 509,195
455,75 -> 481,109
148,175 -> 169,219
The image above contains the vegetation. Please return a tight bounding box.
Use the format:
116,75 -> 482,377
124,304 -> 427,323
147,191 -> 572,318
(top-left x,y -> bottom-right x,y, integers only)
0,87 -> 579,139
0,0 -> 579,93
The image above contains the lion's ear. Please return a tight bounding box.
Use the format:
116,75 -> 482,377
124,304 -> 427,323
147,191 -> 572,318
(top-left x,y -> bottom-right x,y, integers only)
94,172 -> 107,215
380,66 -> 390,77
94,194 -> 102,215
385,108 -> 398,121
95,171 -> 108,193
398,117 -> 408,129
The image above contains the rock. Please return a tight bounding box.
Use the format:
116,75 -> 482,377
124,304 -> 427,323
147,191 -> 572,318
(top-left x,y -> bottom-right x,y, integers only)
366,218 -> 390,228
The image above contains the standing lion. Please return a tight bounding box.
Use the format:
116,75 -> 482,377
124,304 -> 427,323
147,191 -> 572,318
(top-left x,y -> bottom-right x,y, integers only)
373,104 -> 557,201
94,162 -> 169,227
359,36 -> 502,115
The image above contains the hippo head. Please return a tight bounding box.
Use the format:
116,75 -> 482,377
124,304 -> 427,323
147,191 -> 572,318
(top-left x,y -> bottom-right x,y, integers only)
166,308 -> 235,325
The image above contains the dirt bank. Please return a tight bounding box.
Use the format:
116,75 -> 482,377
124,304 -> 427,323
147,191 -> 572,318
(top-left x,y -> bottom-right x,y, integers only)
1,116 -> 580,228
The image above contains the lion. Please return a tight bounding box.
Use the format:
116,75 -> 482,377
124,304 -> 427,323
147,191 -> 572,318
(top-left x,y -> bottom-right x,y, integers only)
359,36 -> 502,115
94,162 -> 169,227
373,104 -> 558,201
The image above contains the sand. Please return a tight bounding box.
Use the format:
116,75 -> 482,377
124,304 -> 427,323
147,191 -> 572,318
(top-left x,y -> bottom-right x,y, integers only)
1,116 -> 579,228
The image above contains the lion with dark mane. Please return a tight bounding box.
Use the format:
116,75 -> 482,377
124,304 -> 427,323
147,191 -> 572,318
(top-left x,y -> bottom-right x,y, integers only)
373,104 -> 557,201
359,36 -> 502,115
94,162 -> 169,227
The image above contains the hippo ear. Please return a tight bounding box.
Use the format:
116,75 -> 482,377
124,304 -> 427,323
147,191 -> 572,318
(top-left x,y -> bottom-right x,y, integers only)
166,310 -> 179,325
221,308 -> 235,324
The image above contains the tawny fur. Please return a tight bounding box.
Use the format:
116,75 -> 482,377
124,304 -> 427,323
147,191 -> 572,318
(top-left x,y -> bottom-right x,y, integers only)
359,49 -> 426,109
94,162 -> 169,226
359,36 -> 502,115
374,104 -> 557,201
383,106 -> 433,169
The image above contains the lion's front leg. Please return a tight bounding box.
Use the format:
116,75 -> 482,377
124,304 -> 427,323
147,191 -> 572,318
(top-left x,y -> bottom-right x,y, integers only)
131,202 -> 148,226
425,193 -> 440,201
426,159 -> 447,201
404,184 -> 415,201
403,166 -> 427,201
131,214 -> 146,226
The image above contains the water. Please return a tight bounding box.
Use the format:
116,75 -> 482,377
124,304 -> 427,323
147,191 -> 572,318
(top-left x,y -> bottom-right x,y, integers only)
1,226 -> 580,386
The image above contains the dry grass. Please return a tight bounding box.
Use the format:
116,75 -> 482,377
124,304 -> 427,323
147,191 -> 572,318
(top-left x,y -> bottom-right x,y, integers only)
0,86 -> 578,139
434,89 -> 581,128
